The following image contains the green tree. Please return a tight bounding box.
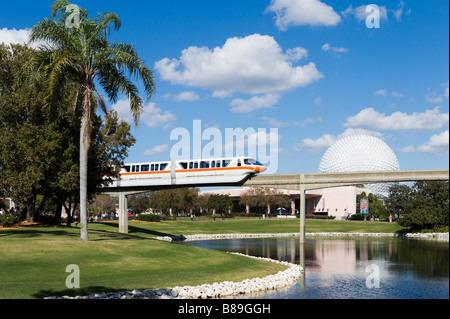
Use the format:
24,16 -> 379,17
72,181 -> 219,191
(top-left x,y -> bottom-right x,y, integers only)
356,191 -> 387,219
128,193 -> 150,214
29,0 -> 155,240
239,188 -> 290,215
397,181 -> 449,231
385,184 -> 413,218
206,194 -> 233,219
0,43 -> 61,222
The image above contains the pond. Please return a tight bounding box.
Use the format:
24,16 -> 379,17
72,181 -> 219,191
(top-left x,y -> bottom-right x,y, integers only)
182,237 -> 449,299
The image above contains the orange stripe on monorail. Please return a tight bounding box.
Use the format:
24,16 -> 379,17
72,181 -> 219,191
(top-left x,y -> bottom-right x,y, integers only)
120,166 -> 259,176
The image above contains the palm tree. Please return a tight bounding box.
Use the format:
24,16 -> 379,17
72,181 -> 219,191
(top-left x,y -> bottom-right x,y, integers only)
29,0 -> 155,241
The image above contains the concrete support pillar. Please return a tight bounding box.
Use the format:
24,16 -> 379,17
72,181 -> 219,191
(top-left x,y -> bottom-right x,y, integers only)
119,192 -> 128,234
299,175 -> 306,244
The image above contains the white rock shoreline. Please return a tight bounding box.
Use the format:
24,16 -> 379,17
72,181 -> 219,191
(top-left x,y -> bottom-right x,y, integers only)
46,232 -> 448,299
156,232 -> 449,242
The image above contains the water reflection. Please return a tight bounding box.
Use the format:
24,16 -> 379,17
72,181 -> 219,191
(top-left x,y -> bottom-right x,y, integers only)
182,237 -> 449,299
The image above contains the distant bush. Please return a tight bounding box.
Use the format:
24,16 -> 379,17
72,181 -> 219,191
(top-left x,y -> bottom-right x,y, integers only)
349,213 -> 366,221
0,212 -> 22,227
306,215 -> 336,220
138,214 -> 161,222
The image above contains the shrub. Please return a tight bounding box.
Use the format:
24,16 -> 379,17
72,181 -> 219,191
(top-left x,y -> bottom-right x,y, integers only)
0,212 -> 22,227
306,215 -> 336,220
350,213 -> 366,221
138,213 -> 161,222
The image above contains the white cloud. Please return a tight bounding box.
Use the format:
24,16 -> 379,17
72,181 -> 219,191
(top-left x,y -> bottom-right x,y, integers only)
314,96 -> 324,108
373,89 -> 403,97
373,89 -> 388,96
392,1 -> 412,22
417,131 -> 449,155
164,91 -> 200,102
297,128 -> 383,154
0,27 -> 47,48
155,34 -> 323,96
321,43 -> 349,53
401,131 -> 449,156
341,5 -> 388,22
390,91 -> 403,98
266,0 -> 341,30
262,116 -> 292,127
426,81 -> 449,104
286,47 -> 308,60
111,98 -> 176,128
344,107 -> 449,131
143,144 -> 169,156
230,93 -> 281,113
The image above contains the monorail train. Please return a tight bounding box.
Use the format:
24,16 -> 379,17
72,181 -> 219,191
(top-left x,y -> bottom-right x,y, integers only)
107,157 -> 267,189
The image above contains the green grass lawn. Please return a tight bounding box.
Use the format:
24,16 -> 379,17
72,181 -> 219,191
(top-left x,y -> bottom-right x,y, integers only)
0,219 -> 402,299
119,218 -> 403,237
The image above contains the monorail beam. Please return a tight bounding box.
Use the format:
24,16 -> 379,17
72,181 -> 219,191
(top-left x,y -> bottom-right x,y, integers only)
243,169 -> 449,191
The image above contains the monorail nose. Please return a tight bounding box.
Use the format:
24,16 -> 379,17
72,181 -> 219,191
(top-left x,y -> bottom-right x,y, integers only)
256,166 -> 267,173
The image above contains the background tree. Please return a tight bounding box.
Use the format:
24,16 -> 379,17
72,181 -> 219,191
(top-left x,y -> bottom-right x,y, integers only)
239,188 -> 290,215
356,191 -> 387,219
206,194 -> 233,219
385,184 -> 413,218
29,0 -> 155,240
128,193 -> 151,214
0,43 -> 61,222
396,181 -> 449,231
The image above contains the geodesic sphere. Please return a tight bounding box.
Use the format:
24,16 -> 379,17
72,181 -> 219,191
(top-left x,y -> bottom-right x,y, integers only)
318,134 -> 400,195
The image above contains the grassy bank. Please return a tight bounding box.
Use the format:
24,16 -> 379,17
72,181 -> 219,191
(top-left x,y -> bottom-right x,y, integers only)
117,218 -> 403,238
0,219 -> 402,299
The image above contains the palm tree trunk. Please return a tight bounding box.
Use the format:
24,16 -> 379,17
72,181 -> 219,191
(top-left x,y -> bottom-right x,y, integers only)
79,94 -> 90,241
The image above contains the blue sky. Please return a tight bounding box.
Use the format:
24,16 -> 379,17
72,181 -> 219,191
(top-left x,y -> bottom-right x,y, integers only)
1,0 -> 449,174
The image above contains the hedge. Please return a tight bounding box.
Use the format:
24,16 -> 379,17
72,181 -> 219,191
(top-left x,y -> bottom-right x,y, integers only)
138,214 -> 162,222
0,212 -> 22,227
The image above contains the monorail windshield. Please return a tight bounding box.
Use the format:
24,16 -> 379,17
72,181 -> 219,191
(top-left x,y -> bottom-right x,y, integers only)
244,158 -> 264,166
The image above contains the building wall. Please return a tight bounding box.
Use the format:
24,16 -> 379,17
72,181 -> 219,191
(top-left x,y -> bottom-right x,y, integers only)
306,186 -> 371,220
200,186 -> 371,220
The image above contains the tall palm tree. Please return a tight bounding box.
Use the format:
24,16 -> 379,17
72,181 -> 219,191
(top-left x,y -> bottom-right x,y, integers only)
29,0 -> 155,241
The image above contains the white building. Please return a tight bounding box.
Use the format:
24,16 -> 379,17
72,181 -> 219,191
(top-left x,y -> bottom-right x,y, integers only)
200,186 -> 371,220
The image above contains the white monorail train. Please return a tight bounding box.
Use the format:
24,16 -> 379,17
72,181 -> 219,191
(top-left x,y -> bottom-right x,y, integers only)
107,157 -> 267,189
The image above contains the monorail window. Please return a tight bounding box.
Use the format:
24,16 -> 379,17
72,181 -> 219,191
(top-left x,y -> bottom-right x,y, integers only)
155,164 -> 159,171
123,166 -> 131,173
132,165 -> 136,172
151,164 -> 155,171
141,165 -> 150,172
211,161 -> 216,168
222,160 -> 230,167
180,162 -> 188,169
160,163 -> 168,170
200,161 -> 209,168
237,160 -> 241,167
189,162 -> 199,169
136,165 -> 140,172
245,159 -> 263,166
216,161 -> 221,168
